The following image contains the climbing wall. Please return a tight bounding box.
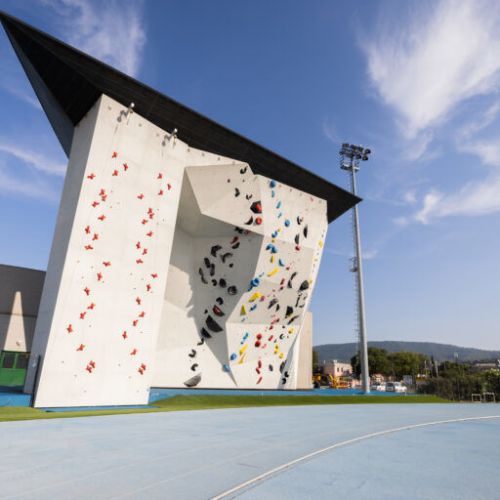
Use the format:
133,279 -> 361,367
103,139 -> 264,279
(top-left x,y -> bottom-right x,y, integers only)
153,162 -> 328,389
27,95 -> 244,407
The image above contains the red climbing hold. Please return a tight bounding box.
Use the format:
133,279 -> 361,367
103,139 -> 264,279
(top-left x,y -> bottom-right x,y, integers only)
87,302 -> 95,310
146,231 -> 153,237
98,215 -> 106,221
130,348 -> 137,355
295,245 -> 301,251
136,241 -> 141,249
255,217 -> 263,225
157,173 -> 163,179
138,367 -> 144,375
256,367 -> 261,374
141,363 -> 146,370
86,365 -> 93,373
92,233 -> 99,241
167,183 -> 172,190
137,193 -> 144,200
146,284 -> 152,292
97,272 -> 103,281
84,245 -> 93,250
77,344 -> 85,351
85,225 -> 90,234
112,151 -> 118,158
84,287 -> 91,296
136,258 -> 144,264
141,219 -> 148,225
142,248 -> 148,255
91,201 -> 100,208
158,189 -> 164,196
89,360 -> 96,368
256,333 -> 262,340
151,273 -> 158,279
132,319 -> 138,327
139,311 -> 145,318
123,163 -> 129,171
66,324 -> 73,333
103,261 -> 111,267
136,297 -> 141,305
112,169 -> 119,176
122,331 -> 128,339
87,173 -> 96,180
257,376 -> 263,384
79,312 -> 86,320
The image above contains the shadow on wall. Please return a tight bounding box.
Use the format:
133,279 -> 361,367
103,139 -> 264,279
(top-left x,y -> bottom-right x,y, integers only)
0,265 -> 45,352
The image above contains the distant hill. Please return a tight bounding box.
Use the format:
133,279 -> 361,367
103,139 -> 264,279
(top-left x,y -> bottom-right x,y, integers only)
315,341 -> 500,363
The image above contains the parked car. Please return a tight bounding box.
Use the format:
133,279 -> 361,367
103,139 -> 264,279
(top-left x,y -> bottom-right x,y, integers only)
386,381 -> 407,393
370,382 -> 386,391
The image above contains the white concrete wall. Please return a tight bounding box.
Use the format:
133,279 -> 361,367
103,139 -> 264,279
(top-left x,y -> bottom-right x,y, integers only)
27,94 -> 327,406
0,265 -> 45,353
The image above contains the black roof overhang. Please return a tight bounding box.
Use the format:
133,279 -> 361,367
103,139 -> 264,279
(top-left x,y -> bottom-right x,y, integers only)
0,10 -> 360,222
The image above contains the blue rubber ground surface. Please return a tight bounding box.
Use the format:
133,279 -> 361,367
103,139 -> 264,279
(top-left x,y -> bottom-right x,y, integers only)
0,403 -> 498,499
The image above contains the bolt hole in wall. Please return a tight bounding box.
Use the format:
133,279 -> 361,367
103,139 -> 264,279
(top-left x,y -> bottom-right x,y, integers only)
0,351 -> 30,387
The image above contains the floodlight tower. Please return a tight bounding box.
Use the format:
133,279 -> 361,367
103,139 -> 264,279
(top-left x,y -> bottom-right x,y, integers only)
340,143 -> 371,394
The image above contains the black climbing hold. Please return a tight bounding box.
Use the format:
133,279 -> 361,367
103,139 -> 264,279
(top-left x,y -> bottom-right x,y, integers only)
303,225 -> 308,238
221,252 -> 233,263
287,315 -> 299,324
204,257 -> 211,268
219,278 -> 227,288
269,364 -> 274,371
184,373 -> 201,387
284,371 -> 290,378
245,194 -> 253,200
199,268 -> 208,284
280,362 -> 285,373
299,280 -> 309,291
235,187 -> 240,197
240,166 -> 248,174
201,327 -> 212,339
250,201 -> 262,214
268,298 -> 278,309
279,333 -> 285,340
210,263 -> 215,277
213,305 -> 225,317
276,304 -> 280,311
191,363 -> 198,371
212,279 -> 218,286
285,306 -> 294,318
188,349 -> 196,358
282,378 -> 287,384
234,227 -> 244,234
229,263 -> 234,268
297,216 -> 302,225
211,245 -> 222,257
231,242 -> 240,250
244,216 -> 253,225
216,297 -> 224,305
294,234 -> 300,245
206,315 -> 223,332
197,338 -> 205,346
227,285 -> 237,295
287,272 -> 297,288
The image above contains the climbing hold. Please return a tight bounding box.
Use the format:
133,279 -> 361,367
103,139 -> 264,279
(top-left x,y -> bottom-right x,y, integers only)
285,306 -> 294,318
137,193 -> 144,200
234,187 -> 240,197
84,245 -> 94,251
287,315 -> 299,324
249,277 -> 260,290
199,268 -> 208,284
219,278 -> 227,288
299,280 -> 309,291
201,327 -> 212,339
98,215 -> 106,221
223,364 -> 230,372
287,272 -> 297,288
245,194 -> 253,200
213,305 -> 225,317
209,263 -> 215,277
151,273 -> 158,279
210,245 -> 222,257
91,201 -> 99,208
255,217 -> 263,225
136,259 -> 144,264
130,348 -> 138,356
87,173 -> 96,180
227,285 -> 238,295
112,169 -> 119,176
212,279 -> 218,286
303,225 -> 308,238
84,287 -> 91,296
278,258 -> 285,267
268,298 -> 278,309
206,315 -> 223,332
230,353 -> 237,361
276,201 -> 282,209
267,268 -> 279,277
295,245 -> 301,251
191,363 -> 199,371
244,216 -> 253,225
284,219 -> 290,227
184,374 -> 202,387
250,201 -> 262,214
204,257 -> 211,268
255,340 -> 261,347
188,349 -> 196,358
197,338 -> 205,346
271,190 -> 275,198
318,240 -> 324,248
297,216 -> 303,225
249,291 -> 262,302
123,163 -> 129,171
239,344 -> 248,355
146,231 -> 153,237
221,252 -> 233,263
269,180 -> 277,188
112,151 -> 118,158
231,241 -> 240,249
240,166 -> 248,174
122,331 -> 128,339
103,261 -> 111,267
294,234 -> 300,245
87,302 -> 95,310
79,312 -> 86,320
240,305 -> 247,316
216,297 -> 224,305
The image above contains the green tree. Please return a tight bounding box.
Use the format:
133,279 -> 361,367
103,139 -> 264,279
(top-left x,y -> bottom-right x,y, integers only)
312,349 -> 319,372
389,351 -> 428,379
351,347 -> 392,377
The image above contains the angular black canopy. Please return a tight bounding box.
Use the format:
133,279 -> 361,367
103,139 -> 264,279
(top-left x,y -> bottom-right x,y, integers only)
0,10 -> 359,222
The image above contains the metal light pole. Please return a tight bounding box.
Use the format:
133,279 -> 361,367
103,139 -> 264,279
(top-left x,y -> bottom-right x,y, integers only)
340,143 -> 371,394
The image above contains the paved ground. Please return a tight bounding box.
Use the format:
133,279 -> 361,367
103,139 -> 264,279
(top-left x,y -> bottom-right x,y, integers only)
0,404 -> 499,499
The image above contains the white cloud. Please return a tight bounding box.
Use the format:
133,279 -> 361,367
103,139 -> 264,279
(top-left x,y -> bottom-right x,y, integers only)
322,120 -> 339,144
0,140 -> 66,176
402,190 -> 417,205
40,0 -> 146,77
0,164 -> 59,202
460,138 -> 500,168
362,0 -> 500,139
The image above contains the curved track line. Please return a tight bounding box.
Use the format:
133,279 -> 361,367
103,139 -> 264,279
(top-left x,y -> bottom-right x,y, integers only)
212,415 -> 500,499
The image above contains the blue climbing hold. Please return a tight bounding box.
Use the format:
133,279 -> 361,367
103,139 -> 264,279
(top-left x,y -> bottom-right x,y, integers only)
270,180 -> 277,188
279,258 -> 285,267
223,364 -> 230,372
230,353 -> 237,361
284,219 -> 290,227
271,190 -> 276,198
250,304 -> 257,311
278,212 -> 282,219
271,230 -> 278,238
276,201 -> 282,209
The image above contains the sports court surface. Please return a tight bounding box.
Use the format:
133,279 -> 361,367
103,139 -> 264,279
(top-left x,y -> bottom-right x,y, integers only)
1,403 -> 499,499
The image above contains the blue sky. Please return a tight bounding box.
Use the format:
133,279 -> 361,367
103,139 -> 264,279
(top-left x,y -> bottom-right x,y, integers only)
0,0 -> 499,350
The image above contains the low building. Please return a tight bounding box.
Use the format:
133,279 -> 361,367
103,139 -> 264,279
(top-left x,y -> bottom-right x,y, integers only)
323,360 -> 353,377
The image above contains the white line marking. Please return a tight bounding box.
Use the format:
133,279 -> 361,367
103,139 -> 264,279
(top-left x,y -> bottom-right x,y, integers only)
212,415 -> 500,499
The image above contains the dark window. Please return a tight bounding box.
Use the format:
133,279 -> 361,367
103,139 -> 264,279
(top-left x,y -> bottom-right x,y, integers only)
2,352 -> 15,369
15,354 -> 29,370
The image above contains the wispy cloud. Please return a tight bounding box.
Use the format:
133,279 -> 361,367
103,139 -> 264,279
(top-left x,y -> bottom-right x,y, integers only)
362,0 -> 500,140
40,0 -> 146,77
0,164 -> 59,202
322,119 -> 339,144
0,140 -> 66,176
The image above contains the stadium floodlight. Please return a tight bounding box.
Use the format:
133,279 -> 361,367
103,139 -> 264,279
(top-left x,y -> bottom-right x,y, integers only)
339,143 -> 371,394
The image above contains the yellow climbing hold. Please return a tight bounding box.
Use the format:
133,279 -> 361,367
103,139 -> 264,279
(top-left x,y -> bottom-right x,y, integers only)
239,344 -> 248,355
288,327 -> 295,334
240,305 -> 247,316
318,239 -> 324,248
270,255 -> 275,263
249,292 -> 262,302
267,267 -> 279,277
239,353 -> 247,364
279,352 -> 284,359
